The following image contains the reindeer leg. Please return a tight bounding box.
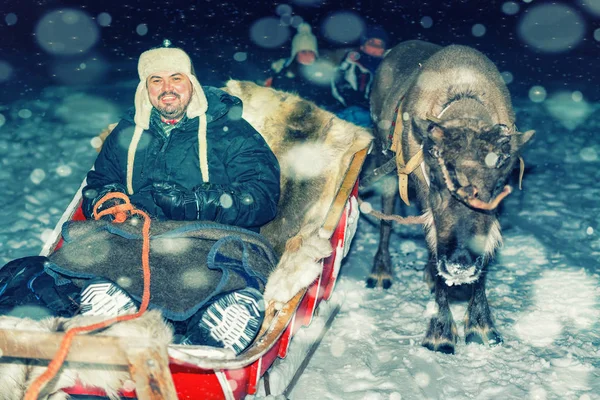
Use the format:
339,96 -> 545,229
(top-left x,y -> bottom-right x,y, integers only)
464,275 -> 503,346
423,254 -> 436,293
367,179 -> 397,289
423,275 -> 458,354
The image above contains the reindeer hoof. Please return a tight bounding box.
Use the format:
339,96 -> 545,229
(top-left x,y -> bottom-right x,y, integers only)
488,330 -> 503,346
366,274 -> 392,289
465,328 -> 503,347
436,343 -> 455,354
465,332 -> 484,345
423,315 -> 458,354
422,340 -> 455,355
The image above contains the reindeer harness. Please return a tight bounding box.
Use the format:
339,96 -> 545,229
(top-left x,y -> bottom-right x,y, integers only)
388,95 -> 426,206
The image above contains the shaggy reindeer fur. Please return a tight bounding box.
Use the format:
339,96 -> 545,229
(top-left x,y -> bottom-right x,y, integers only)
0,310 -> 172,400
369,41 -> 534,353
222,80 -> 372,306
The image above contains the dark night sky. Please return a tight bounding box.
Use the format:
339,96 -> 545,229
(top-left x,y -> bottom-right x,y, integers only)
1,0 -> 599,101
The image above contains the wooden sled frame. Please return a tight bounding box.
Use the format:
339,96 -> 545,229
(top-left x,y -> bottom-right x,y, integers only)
0,147 -> 368,400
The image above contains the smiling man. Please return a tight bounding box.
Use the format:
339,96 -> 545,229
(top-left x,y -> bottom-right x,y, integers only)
82,45 -> 280,228
76,45 -> 281,355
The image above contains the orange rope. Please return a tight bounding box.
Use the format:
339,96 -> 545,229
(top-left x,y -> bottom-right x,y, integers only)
357,197 -> 426,225
24,192 -> 152,400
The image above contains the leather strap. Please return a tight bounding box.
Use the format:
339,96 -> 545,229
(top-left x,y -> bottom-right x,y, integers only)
390,97 -> 424,206
397,150 -> 424,206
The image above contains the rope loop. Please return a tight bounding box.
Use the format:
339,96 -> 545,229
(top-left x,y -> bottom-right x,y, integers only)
93,192 -> 134,223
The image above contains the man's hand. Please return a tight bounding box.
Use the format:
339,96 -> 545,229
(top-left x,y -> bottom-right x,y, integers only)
151,182 -> 199,220
82,183 -> 127,220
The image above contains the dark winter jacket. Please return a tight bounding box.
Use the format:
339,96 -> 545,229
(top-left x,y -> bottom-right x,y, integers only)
270,59 -> 335,109
332,50 -> 383,109
82,86 -> 280,231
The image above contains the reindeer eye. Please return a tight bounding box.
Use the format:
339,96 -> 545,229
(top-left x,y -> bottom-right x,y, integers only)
496,154 -> 510,168
497,124 -> 510,135
429,146 -> 442,158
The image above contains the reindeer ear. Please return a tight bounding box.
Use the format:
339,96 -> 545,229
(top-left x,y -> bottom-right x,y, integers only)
412,117 -> 444,144
511,129 -> 535,152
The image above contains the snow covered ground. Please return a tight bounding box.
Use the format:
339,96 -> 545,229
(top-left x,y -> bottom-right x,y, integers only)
1,80 -> 600,400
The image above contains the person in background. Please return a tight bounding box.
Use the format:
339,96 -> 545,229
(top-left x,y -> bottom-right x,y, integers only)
267,22 -> 335,107
331,25 -> 390,112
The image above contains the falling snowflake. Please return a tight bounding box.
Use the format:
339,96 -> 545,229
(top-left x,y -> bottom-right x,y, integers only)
35,9 -> 99,55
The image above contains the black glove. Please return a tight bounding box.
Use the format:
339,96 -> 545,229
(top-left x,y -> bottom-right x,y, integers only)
151,182 -> 200,220
82,183 -> 127,220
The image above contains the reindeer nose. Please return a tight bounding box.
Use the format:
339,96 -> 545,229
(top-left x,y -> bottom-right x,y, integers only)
471,186 -> 478,198
449,248 -> 473,267
459,185 -> 478,199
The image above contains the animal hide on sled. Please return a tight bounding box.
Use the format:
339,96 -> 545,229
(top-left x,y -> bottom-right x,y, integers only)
0,310 -> 172,400
222,80 -> 372,306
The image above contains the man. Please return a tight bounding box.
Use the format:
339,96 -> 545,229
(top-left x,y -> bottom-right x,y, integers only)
78,45 -> 281,354
83,47 -> 280,231
331,25 -> 390,111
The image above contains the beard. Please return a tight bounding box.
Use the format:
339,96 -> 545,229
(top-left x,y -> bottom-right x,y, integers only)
155,91 -> 191,120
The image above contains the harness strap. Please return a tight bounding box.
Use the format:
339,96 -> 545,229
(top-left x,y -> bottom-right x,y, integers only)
397,150 -> 424,206
25,193 -> 152,400
389,96 -> 425,206
389,96 -> 404,153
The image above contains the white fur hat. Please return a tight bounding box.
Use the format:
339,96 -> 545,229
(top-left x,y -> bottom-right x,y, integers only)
291,23 -> 318,58
127,47 -> 210,194
134,47 -> 208,129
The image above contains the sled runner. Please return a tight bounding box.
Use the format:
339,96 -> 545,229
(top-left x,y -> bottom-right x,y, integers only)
0,80 -> 372,399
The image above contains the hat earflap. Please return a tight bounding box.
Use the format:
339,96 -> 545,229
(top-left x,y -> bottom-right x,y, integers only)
134,81 -> 153,130
186,75 -> 208,119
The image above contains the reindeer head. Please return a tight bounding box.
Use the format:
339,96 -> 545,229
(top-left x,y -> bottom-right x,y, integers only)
414,117 -> 534,285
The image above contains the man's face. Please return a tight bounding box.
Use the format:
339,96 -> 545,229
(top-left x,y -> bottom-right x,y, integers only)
147,72 -> 193,120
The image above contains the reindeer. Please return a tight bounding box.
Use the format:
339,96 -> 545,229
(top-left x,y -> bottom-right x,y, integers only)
368,40 -> 534,354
